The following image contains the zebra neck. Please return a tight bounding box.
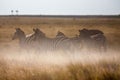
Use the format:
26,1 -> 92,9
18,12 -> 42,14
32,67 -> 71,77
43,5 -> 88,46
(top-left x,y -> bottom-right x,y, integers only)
19,37 -> 25,44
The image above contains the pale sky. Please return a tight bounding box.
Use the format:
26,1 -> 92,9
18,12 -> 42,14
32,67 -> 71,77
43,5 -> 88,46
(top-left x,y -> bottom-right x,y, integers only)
0,0 -> 120,15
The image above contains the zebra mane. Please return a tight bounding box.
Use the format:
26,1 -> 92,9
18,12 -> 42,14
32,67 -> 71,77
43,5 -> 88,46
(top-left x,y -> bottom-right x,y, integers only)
26,33 -> 34,38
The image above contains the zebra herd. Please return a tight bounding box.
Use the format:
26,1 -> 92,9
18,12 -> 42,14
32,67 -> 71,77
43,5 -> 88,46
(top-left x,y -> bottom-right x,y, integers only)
12,28 -> 107,53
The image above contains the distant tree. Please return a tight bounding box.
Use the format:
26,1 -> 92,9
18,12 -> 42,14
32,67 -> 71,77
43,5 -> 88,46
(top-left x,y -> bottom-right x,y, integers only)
11,10 -> 13,15
16,10 -> 18,15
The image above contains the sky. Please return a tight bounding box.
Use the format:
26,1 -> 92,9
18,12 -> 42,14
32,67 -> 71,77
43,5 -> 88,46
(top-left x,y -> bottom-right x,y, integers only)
0,0 -> 120,15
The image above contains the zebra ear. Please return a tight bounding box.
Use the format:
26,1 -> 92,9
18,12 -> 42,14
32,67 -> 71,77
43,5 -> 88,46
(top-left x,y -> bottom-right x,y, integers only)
16,28 -> 21,31
57,31 -> 60,33
33,28 -> 36,32
36,28 -> 40,31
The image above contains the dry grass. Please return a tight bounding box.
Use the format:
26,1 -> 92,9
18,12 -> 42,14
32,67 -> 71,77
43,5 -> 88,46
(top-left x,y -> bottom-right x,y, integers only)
0,16 -> 120,80
0,51 -> 120,80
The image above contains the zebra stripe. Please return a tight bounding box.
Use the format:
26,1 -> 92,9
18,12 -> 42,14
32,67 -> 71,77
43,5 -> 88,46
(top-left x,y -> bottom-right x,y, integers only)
12,28 -> 37,52
38,37 -> 72,52
33,29 -> 76,53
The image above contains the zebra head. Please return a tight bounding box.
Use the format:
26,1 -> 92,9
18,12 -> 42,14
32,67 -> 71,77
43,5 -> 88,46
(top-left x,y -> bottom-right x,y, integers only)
12,28 -> 25,40
56,31 -> 66,38
79,28 -> 90,39
33,28 -> 46,39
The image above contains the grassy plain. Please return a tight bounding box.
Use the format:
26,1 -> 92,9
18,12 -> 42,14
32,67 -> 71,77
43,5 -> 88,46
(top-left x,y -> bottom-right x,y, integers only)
0,16 -> 120,80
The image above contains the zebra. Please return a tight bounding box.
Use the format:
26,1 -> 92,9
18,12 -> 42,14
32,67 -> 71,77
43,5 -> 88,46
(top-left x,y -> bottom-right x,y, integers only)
12,28 -> 38,53
79,28 -> 107,52
32,28 -> 80,53
55,31 -> 83,52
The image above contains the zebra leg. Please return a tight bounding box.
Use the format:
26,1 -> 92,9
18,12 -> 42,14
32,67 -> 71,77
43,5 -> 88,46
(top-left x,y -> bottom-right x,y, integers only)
101,43 -> 107,53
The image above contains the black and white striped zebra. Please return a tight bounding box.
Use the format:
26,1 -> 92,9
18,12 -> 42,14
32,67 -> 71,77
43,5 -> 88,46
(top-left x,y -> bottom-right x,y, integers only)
79,28 -> 107,52
33,28 -> 80,53
12,28 -> 38,53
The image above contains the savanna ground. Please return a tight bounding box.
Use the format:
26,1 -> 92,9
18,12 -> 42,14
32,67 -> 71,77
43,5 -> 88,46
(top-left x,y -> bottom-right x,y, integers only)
0,16 -> 120,80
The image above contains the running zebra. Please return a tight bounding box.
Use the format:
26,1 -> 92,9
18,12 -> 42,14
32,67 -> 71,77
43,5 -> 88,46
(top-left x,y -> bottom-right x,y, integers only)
12,28 -> 38,53
79,28 -> 107,52
33,28 -> 78,53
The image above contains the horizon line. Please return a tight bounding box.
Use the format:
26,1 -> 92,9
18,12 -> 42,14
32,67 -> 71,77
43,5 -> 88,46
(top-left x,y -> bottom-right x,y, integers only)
0,14 -> 120,17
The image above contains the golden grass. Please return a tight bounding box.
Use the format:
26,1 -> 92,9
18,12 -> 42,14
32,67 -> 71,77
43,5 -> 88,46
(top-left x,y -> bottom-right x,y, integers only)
0,51 -> 120,80
0,16 -> 120,80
